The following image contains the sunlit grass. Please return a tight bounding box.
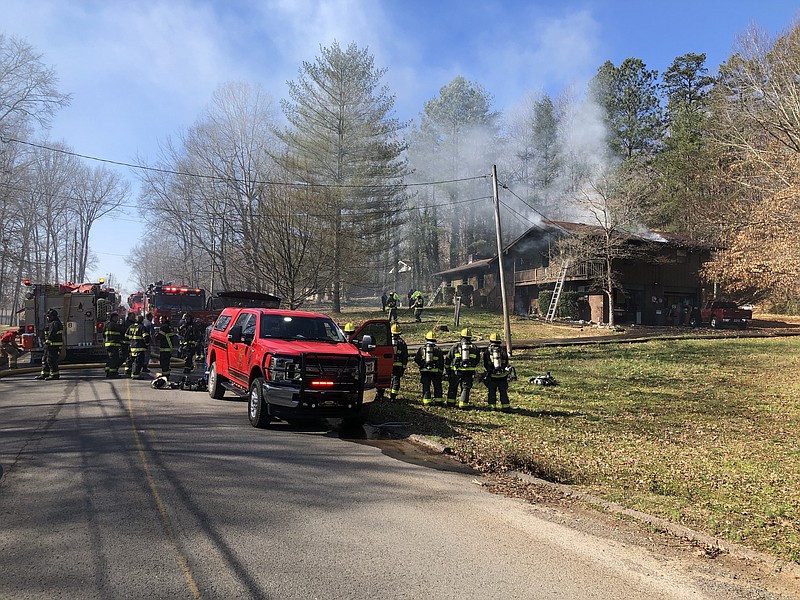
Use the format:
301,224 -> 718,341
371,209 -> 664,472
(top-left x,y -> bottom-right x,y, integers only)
372,334 -> 800,563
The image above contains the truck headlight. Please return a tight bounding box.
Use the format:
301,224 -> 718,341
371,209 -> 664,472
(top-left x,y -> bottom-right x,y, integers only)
269,356 -> 301,382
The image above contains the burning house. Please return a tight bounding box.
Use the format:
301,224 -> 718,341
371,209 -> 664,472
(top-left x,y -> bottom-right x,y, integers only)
434,220 -> 712,326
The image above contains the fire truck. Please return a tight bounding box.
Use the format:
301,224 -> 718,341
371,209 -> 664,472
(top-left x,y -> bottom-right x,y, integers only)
141,282 -> 215,326
19,279 -> 121,364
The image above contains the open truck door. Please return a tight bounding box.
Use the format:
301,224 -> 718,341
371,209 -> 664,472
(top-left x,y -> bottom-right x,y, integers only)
352,319 -> 393,396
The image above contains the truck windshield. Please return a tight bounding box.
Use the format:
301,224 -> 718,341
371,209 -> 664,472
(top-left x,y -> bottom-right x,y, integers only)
152,294 -> 205,311
259,314 -> 345,342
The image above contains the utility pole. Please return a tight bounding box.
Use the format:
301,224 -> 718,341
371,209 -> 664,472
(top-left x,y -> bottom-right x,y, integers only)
491,165 -> 512,356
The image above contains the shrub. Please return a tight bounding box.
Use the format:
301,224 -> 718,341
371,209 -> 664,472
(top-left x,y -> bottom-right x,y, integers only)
537,290 -> 579,319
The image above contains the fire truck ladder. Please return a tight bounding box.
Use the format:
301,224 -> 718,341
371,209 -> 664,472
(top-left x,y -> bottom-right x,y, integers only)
545,262 -> 570,322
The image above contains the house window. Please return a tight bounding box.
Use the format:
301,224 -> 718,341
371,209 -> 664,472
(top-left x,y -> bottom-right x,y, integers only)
676,248 -> 687,263
477,274 -> 485,289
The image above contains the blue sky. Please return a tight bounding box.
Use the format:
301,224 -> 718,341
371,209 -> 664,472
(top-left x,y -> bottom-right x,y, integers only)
3,0 -> 798,296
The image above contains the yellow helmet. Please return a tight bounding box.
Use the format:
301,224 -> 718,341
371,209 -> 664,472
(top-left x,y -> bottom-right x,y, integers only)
391,324 -> 401,335
425,330 -> 436,342
489,332 -> 500,342
460,327 -> 472,338
343,322 -> 355,333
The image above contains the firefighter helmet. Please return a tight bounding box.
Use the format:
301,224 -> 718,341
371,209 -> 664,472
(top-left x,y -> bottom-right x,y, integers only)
425,331 -> 436,342
343,322 -> 355,334
391,324 -> 401,335
460,327 -> 472,339
182,313 -> 193,322
46,308 -> 58,318
489,332 -> 500,342
109,312 -> 119,320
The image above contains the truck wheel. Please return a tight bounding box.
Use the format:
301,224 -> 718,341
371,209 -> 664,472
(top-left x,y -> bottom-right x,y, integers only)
710,316 -> 719,329
207,362 -> 226,400
248,377 -> 272,428
342,405 -> 370,428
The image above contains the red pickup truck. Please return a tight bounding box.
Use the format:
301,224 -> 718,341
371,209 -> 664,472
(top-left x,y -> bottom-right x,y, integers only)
698,301 -> 752,329
206,307 -> 380,428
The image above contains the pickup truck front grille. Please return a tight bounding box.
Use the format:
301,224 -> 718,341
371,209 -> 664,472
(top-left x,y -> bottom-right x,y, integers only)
302,354 -> 361,383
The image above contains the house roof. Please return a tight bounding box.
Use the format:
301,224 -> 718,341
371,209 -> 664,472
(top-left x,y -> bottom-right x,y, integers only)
434,257 -> 496,278
435,220 -> 711,280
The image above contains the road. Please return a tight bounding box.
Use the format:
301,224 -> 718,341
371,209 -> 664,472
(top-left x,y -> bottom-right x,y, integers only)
0,368 -> 796,599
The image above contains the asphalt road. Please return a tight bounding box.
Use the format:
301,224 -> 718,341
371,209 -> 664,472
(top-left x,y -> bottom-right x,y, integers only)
0,368 -> 795,599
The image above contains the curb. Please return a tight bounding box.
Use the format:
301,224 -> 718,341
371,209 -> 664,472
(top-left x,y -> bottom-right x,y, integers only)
507,470 -> 800,577
402,433 -> 800,577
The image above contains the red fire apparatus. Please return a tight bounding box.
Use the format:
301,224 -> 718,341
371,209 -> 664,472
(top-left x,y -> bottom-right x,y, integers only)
140,282 -> 215,326
19,279 -> 121,363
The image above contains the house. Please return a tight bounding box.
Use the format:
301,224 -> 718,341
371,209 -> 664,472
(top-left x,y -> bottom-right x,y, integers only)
434,220 -> 712,326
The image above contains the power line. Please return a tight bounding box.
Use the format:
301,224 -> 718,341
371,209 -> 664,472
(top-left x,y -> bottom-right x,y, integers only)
1,136 -> 489,189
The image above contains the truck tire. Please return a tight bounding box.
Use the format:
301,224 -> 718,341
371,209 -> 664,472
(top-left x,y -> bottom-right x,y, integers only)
710,315 -> 720,329
342,405 -> 370,428
248,377 -> 272,428
207,362 -> 226,399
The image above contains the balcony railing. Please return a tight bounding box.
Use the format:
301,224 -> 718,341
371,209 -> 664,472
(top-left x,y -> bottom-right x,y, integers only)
514,261 -> 604,285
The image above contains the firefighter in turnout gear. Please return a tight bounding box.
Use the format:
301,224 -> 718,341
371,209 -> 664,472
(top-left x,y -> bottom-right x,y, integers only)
35,309 -> 63,380
343,321 -> 356,342
414,330 -> 444,406
119,312 -> 137,377
412,291 -> 424,322
483,332 -> 511,411
1,328 -> 22,369
178,313 -> 198,373
156,317 -> 178,378
446,327 -> 480,409
126,314 -> 151,379
385,291 -> 399,323
388,323 -> 408,402
103,312 -> 124,378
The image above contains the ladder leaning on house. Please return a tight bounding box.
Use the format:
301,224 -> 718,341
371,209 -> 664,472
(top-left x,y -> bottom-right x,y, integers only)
545,262 -> 570,322
428,281 -> 447,306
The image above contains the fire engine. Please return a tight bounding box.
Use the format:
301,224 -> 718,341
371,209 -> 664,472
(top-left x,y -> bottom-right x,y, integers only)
141,282 -> 215,326
19,279 -> 121,363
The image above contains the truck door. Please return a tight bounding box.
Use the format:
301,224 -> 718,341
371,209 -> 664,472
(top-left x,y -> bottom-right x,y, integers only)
352,319 -> 393,392
227,311 -> 256,384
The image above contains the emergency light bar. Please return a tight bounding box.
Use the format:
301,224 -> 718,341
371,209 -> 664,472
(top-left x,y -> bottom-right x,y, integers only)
159,286 -> 202,294
310,380 -> 335,387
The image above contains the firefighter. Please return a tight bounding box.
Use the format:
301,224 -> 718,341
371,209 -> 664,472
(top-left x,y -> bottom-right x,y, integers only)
385,291 -> 399,323
119,312 -> 137,377
156,317 -> 177,379
178,313 -> 198,373
412,291 -> 425,322
446,327 -> 480,409
414,330 -> 444,406
126,315 -> 151,379
142,312 -> 155,373
388,323 -> 408,402
103,312 -> 123,378
1,328 -> 23,369
483,332 -> 511,412
35,309 -> 63,380
343,321 -> 356,342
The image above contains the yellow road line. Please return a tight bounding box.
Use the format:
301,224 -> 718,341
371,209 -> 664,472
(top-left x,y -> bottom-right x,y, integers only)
125,382 -> 202,599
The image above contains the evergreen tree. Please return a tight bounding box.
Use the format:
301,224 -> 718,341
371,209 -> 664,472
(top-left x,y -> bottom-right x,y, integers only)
653,53 -> 714,235
590,58 -> 664,160
280,42 -> 408,312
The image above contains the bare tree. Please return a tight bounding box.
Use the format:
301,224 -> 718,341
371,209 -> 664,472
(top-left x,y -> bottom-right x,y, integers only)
559,161 -> 655,327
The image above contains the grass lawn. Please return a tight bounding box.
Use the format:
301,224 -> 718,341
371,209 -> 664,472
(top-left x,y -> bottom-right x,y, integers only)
342,305 -> 800,563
